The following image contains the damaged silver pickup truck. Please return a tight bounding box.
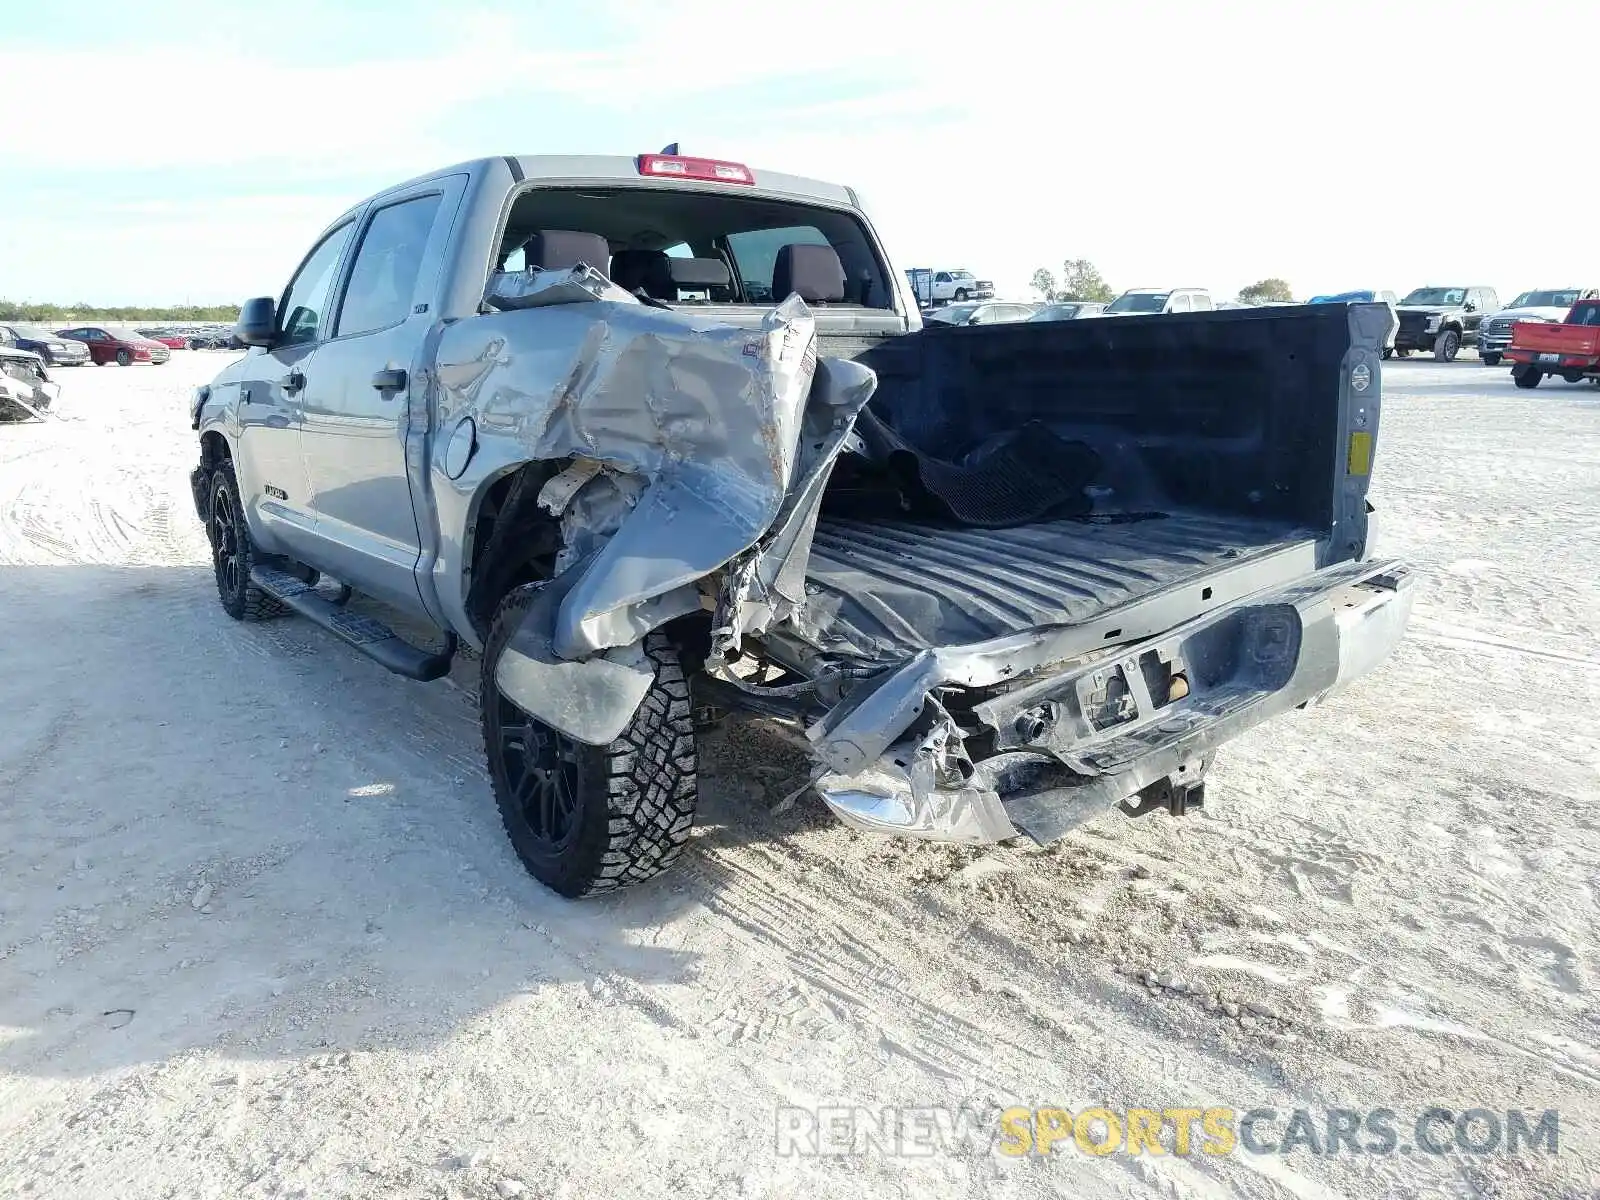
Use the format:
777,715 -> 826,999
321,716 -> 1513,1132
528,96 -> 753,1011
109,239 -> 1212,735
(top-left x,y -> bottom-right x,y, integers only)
190,151 -> 1414,897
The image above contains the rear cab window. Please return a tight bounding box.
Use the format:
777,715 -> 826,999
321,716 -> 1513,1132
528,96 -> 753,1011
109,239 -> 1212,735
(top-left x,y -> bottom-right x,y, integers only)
490,184 -> 899,313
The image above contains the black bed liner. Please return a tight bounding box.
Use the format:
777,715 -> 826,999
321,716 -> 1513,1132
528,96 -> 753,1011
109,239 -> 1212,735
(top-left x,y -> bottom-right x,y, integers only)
801,511 -> 1318,655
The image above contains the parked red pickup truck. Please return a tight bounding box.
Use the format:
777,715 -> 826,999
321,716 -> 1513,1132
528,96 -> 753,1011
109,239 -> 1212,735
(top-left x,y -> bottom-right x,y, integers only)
1506,299 -> 1600,388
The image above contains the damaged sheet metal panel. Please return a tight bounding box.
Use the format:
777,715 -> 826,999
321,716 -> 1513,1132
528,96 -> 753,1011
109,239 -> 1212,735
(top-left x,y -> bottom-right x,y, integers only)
712,356 -> 878,654
484,264 -> 639,311
435,276 -> 821,663
492,554 -> 655,746
0,351 -> 58,421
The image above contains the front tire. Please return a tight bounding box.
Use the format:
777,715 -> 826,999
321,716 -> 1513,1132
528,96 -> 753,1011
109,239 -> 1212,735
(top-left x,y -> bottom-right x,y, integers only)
1480,351 -> 1501,366
481,589 -> 699,898
1512,364 -> 1543,389
115,349 -> 132,366
206,461 -> 284,620
1394,347 -> 1412,358
1381,347 -> 1393,360
1433,329 -> 1461,362
953,288 -> 969,302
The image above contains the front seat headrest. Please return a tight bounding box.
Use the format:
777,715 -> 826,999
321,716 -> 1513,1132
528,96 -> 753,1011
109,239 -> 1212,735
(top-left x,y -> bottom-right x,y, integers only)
525,230 -> 611,273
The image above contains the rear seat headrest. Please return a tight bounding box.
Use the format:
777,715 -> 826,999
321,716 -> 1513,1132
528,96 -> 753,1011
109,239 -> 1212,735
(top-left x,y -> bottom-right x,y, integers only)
773,243 -> 845,303
646,256 -> 732,293
609,248 -> 667,293
525,230 -> 611,273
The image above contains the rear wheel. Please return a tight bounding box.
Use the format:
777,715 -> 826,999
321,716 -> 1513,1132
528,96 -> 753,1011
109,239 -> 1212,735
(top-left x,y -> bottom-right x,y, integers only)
481,588 -> 699,898
207,461 -> 284,620
1480,351 -> 1501,366
115,349 -> 132,366
1433,329 -> 1460,362
1512,364 -> 1543,389
1394,347 -> 1412,358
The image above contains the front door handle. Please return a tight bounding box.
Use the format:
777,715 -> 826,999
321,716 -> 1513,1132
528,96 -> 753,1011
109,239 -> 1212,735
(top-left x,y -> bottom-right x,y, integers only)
283,371 -> 305,394
371,367 -> 407,393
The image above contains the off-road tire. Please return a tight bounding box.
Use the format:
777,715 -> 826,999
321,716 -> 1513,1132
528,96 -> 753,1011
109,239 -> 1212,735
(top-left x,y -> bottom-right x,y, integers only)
481,586 -> 699,898
1433,329 -> 1460,362
1512,364 -> 1542,389
116,349 -> 132,366
1480,351 -> 1501,366
206,461 -> 284,620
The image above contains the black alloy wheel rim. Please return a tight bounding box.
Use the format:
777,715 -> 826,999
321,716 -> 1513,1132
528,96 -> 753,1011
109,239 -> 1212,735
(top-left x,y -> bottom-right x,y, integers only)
210,484 -> 242,597
493,694 -> 581,849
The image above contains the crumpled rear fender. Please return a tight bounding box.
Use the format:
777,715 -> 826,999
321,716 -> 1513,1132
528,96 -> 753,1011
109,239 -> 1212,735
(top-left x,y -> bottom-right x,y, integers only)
449,267 -> 880,740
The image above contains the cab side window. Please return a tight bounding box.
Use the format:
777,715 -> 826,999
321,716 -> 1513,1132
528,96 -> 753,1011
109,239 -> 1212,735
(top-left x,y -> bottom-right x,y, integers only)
278,222 -> 355,348
336,194 -> 443,338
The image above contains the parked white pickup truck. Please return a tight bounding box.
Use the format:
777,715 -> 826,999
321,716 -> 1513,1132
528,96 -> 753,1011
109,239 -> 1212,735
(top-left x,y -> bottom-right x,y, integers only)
190,150 -> 1413,897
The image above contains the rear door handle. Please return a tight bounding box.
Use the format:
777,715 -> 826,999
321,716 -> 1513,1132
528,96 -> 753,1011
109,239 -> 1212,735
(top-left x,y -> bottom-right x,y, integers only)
283,371 -> 305,394
371,368 -> 407,393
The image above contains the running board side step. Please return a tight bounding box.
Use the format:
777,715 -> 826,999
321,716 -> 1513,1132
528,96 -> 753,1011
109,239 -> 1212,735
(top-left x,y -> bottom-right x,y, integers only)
251,564 -> 456,682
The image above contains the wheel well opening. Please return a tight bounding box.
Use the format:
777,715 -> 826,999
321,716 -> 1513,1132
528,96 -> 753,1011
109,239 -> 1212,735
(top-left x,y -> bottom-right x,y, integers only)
200,431 -> 231,469
466,463 -> 563,640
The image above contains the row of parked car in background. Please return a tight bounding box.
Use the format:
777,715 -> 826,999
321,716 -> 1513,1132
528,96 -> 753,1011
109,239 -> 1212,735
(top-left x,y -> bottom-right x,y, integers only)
0,321 -> 241,367
910,275 -> 1600,384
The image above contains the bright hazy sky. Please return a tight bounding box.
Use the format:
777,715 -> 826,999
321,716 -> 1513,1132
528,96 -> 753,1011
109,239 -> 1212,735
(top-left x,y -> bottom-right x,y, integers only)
2,0 -> 1593,307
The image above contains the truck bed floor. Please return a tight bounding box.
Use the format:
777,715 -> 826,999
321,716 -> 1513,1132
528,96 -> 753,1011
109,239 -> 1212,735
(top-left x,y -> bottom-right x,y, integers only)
802,512 -> 1318,653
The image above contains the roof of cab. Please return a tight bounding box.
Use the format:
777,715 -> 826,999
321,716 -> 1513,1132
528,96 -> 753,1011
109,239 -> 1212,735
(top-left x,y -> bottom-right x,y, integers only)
359,154 -> 857,210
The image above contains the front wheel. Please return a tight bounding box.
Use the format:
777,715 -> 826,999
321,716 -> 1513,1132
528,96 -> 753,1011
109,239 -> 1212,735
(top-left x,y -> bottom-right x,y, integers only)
1433,329 -> 1461,362
1381,347 -> 1393,360
206,461 -> 285,620
1512,364 -> 1543,389
1394,347 -> 1412,358
115,349 -> 132,366
481,590 -> 699,898
1480,351 -> 1501,366
953,288 -> 969,302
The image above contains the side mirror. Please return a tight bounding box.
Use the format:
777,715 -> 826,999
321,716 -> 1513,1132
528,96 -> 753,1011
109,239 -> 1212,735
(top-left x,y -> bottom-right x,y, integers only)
235,296 -> 278,348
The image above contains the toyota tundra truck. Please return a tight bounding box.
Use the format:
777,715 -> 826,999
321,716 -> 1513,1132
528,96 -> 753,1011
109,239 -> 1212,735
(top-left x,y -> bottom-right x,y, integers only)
189,151 -> 1414,897
1505,298 -> 1600,388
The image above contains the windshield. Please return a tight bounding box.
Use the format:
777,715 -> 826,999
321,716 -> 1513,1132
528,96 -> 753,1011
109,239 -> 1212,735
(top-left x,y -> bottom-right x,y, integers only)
1509,290 -> 1582,309
926,304 -> 978,324
1401,287 -> 1467,306
7,325 -> 60,339
1029,304 -> 1081,321
1106,292 -> 1169,314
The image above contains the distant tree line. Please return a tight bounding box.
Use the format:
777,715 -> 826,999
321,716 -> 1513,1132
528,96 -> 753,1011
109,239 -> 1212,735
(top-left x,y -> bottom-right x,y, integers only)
1030,263 -> 1297,306
0,300 -> 241,323
1030,259 -> 1116,304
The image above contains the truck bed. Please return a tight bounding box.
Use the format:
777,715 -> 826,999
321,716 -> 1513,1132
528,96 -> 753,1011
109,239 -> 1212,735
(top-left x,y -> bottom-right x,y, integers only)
783,302 -> 1387,663
803,511 -> 1317,655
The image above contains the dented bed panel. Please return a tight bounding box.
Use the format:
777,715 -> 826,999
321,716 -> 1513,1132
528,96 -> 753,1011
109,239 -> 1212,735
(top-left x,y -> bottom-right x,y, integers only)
428,277 -> 824,655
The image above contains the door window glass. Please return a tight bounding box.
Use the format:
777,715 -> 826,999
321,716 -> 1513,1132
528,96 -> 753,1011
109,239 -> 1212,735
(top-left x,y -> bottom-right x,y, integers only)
336,194 -> 443,337
278,222 -> 355,347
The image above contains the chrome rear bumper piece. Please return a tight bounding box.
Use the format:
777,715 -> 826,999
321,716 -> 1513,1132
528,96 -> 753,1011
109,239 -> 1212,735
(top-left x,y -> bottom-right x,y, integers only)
812,557 -> 1415,844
